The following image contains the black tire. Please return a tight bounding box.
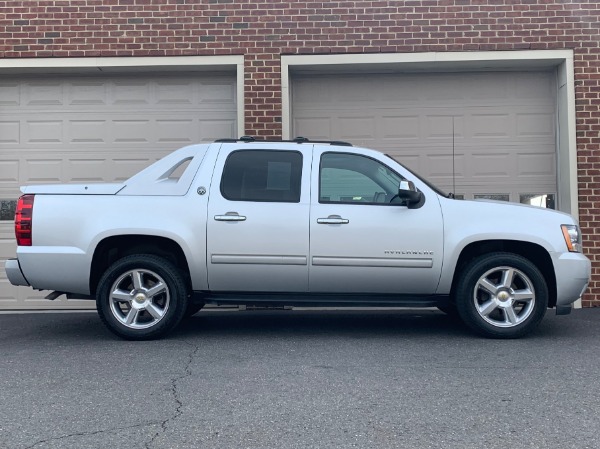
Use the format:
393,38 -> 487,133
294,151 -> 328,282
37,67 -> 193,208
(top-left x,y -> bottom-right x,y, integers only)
96,254 -> 189,340
454,252 -> 548,339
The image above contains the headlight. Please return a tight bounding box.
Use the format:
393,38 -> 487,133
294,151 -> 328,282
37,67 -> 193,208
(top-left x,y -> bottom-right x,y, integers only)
561,224 -> 582,253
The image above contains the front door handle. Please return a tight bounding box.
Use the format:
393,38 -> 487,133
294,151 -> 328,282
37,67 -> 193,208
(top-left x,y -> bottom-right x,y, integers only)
214,212 -> 247,222
317,215 -> 349,225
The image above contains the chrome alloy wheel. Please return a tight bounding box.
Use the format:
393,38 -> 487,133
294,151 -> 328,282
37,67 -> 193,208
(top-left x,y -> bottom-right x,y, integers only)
473,266 -> 535,328
109,269 -> 170,330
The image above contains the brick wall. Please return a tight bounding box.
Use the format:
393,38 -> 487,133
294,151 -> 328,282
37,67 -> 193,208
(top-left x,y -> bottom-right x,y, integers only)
1,0 -> 599,306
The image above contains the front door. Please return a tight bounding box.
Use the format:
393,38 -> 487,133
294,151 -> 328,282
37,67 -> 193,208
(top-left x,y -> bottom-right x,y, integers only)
309,150 -> 444,294
207,144 -> 311,292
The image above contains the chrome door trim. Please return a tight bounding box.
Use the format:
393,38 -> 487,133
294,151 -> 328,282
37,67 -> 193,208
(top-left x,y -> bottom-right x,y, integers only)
212,254 -> 308,265
312,256 -> 433,268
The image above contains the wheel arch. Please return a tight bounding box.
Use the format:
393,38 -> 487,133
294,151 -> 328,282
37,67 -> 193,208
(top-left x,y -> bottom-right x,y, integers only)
90,234 -> 191,296
450,240 -> 557,308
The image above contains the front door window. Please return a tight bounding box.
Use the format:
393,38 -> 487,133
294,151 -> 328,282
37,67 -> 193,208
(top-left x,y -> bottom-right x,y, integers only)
319,152 -> 402,204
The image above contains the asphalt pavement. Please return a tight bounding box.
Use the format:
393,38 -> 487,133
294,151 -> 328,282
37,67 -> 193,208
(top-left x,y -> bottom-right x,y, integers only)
0,308 -> 599,449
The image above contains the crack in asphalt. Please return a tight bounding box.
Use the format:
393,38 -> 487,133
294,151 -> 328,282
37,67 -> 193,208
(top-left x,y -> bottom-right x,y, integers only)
22,342 -> 200,449
23,421 -> 162,449
145,341 -> 200,449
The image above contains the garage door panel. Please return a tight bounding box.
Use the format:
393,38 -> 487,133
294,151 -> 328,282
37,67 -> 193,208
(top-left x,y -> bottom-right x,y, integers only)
293,79 -> 334,104
155,81 -> 196,105
25,81 -> 64,106
10,75 -> 236,110
0,160 -> 19,185
0,115 -> 235,152
65,159 -> 107,182
423,78 -> 465,101
70,120 -> 108,143
293,117 -> 332,140
68,81 -> 107,105
112,157 -> 155,182
155,119 -> 195,143
113,119 -> 151,143
113,81 -> 151,105
17,151 -> 189,184
291,71 -> 557,205
516,112 -> 554,137
0,82 -> 19,105
25,120 -> 64,144
470,152 -> 514,179
424,115 -> 464,140
517,152 -> 556,178
0,282 -> 18,305
515,73 -> 555,99
470,76 -> 509,100
295,73 -> 555,108
338,116 -> 377,140
380,116 -> 420,140
380,78 -> 420,102
427,154 -> 467,179
470,114 -> 511,138
0,72 -> 237,310
199,119 -> 237,142
198,81 -> 236,104
23,159 -> 63,183
0,121 -> 20,144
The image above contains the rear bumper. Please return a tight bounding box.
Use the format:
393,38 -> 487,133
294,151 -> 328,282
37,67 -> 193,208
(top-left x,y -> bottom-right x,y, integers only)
5,259 -> 30,287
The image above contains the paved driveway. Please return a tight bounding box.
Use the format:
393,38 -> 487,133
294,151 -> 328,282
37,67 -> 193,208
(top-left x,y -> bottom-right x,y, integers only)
1,308 -> 599,449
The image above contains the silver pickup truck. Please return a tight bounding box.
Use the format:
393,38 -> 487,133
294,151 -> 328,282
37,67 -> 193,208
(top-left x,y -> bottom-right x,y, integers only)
5,138 -> 591,340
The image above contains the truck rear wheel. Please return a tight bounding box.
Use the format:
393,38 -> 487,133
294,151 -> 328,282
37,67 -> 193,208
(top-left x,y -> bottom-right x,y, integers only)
96,254 -> 189,340
454,252 -> 548,338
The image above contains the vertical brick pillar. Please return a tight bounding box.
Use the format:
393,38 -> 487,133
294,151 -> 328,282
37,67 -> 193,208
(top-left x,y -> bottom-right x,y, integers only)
575,48 -> 600,307
244,53 -> 282,138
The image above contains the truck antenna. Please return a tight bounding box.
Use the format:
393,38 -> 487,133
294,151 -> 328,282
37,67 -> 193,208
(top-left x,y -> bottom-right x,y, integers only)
452,116 -> 456,198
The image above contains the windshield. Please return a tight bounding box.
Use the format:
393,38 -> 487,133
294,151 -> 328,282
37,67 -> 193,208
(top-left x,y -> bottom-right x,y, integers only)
383,154 -> 449,197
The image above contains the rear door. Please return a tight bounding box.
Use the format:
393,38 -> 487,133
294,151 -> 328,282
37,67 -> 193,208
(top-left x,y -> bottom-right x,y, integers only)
206,144 -> 312,292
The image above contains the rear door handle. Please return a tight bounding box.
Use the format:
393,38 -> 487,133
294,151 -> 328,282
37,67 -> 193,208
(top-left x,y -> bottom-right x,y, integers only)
317,215 -> 349,225
214,212 -> 247,222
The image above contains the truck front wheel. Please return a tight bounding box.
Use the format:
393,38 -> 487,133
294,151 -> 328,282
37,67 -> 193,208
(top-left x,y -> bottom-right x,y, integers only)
96,254 -> 189,340
454,252 -> 548,338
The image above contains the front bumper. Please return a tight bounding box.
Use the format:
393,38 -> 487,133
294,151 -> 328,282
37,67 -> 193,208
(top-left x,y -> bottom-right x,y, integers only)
5,259 -> 30,287
553,252 -> 591,306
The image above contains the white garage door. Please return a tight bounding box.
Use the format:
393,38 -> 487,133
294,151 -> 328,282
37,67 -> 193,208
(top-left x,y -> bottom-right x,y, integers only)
292,71 -> 557,206
0,72 -> 237,310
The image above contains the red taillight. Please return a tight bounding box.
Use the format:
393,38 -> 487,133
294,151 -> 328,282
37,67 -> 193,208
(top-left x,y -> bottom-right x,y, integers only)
15,194 -> 34,246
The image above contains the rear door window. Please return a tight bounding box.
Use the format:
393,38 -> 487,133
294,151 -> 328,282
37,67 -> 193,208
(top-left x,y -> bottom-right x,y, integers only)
221,150 -> 303,202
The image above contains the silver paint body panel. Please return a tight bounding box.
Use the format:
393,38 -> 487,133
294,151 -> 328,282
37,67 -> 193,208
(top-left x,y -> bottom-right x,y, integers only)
206,143 -> 311,292
5,141 -> 590,307
4,259 -> 29,286
308,145 -> 443,294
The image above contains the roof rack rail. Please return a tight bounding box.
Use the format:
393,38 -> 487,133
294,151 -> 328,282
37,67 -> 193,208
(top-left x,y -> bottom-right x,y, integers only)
214,136 -> 352,146
215,135 -> 255,143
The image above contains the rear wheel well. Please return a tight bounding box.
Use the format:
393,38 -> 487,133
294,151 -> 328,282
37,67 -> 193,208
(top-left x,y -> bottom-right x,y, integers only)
90,235 -> 191,296
451,240 -> 557,308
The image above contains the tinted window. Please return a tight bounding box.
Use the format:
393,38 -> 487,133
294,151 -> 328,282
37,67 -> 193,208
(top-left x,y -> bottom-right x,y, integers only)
221,150 -> 302,202
320,153 -> 403,204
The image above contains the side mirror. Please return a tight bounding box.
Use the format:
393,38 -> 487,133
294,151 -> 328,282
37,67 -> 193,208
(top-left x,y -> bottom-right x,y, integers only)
397,180 -> 423,206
